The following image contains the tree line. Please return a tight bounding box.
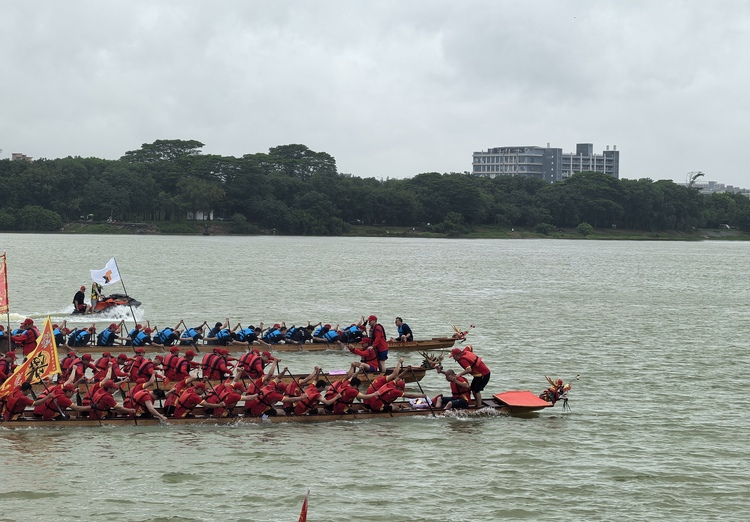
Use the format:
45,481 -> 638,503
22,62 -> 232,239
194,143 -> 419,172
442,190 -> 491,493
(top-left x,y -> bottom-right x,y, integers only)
1,139 -> 749,234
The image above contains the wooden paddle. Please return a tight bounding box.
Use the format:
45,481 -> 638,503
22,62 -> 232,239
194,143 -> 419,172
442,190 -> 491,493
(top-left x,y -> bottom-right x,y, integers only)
409,367 -> 436,417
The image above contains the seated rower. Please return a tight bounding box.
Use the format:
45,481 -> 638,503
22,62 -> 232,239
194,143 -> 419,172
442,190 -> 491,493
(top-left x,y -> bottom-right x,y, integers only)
243,376 -> 297,417
322,366 -> 376,414
312,323 -> 339,344
2,382 -> 45,421
153,323 -> 183,347
131,385 -> 168,423
180,322 -> 207,347
89,379 -> 137,419
432,369 -> 471,410
33,383 -> 91,420
0,351 -> 18,386
261,323 -> 287,344
285,322 -> 315,345
288,378 -> 341,416
391,317 -> 413,342
364,378 -> 425,413
282,366 -> 322,414
172,381 -> 224,418
96,323 -> 123,347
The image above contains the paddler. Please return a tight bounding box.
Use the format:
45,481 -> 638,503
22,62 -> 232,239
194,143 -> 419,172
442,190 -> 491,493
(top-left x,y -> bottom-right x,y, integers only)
449,345 -> 491,409
432,369 -> 471,410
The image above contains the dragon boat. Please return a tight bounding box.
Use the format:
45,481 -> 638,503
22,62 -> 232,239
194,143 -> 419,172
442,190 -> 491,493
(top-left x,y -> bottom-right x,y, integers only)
0,390 -> 560,429
56,337 -> 457,356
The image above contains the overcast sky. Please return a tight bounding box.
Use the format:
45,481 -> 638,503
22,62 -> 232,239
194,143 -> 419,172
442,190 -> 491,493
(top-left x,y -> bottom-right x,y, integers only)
2,1 -> 749,188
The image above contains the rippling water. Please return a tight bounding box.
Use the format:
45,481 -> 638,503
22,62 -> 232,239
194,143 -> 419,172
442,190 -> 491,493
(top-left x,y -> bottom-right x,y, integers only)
1,234 -> 749,521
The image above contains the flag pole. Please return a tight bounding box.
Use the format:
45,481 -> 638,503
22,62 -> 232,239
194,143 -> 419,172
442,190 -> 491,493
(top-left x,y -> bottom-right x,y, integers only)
112,258 -> 139,328
1,251 -> 10,352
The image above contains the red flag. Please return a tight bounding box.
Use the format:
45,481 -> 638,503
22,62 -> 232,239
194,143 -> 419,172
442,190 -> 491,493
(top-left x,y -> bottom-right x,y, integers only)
298,489 -> 309,522
0,317 -> 61,399
0,252 -> 8,314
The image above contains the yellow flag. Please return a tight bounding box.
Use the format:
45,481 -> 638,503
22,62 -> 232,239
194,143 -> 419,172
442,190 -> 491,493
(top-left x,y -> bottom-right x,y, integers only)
0,316 -> 61,399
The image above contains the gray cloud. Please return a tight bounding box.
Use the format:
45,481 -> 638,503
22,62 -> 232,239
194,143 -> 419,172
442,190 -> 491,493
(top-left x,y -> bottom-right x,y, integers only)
2,1 -> 749,188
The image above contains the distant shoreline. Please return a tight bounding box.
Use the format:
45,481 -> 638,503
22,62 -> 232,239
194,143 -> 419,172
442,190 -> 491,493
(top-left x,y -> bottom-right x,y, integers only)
3,222 -> 734,240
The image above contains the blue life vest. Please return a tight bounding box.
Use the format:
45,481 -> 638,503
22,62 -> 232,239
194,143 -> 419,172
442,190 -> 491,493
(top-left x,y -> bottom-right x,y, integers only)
180,328 -> 202,345
154,328 -> 173,344
216,329 -> 231,342
132,331 -> 150,346
322,330 -> 339,342
235,327 -> 257,343
71,330 -> 91,347
125,328 -> 140,346
285,327 -> 297,340
97,329 -> 116,346
262,328 -> 283,343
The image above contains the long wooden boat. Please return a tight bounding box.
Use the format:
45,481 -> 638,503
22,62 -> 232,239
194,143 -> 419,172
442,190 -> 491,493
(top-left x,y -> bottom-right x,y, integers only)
30,366 -> 430,395
56,337 -> 457,356
0,390 -> 556,429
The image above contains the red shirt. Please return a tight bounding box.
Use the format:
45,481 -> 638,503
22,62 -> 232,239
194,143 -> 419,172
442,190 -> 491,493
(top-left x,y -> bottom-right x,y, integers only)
3,389 -> 34,420
294,384 -> 322,415
173,389 -> 203,418
456,351 -> 490,377
370,324 -> 388,354
245,384 -> 282,416
34,392 -> 73,420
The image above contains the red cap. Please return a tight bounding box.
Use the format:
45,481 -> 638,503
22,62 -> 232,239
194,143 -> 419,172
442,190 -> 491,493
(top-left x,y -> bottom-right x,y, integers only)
52,324 -> 59,329
219,348 -> 229,355
275,382 -> 287,393
273,324 -> 281,329
154,355 -> 164,362
143,328 -> 152,334
22,318 -> 34,326
117,353 -> 130,360
261,351 -> 275,360
62,327 -> 70,334
81,354 -> 92,360
102,379 -> 120,390
63,383 -> 76,392
367,315 -> 377,322
102,351 -> 112,357
395,379 -> 406,389
109,323 -> 118,329
80,286 -> 86,291
232,382 -> 245,391
0,325 -> 4,331
135,378 -> 147,385
324,324 -> 331,329
134,347 -> 146,354
169,346 -> 180,353
88,326 -> 96,332
450,348 -> 462,357
185,350 -> 197,357
361,338 -> 371,346
67,351 -> 76,357
193,382 -> 206,391
136,324 -> 143,329
4,352 -> 15,358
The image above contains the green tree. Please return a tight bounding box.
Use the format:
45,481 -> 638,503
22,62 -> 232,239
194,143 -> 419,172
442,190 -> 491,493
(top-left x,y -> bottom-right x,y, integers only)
18,205 -> 62,231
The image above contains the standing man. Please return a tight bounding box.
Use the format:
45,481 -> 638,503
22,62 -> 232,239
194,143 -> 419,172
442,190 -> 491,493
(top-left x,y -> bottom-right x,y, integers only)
11,319 -> 40,358
367,315 -> 388,372
450,345 -> 491,409
73,285 -> 90,314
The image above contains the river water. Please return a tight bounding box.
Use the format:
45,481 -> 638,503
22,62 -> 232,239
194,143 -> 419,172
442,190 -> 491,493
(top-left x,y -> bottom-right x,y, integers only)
0,233 -> 748,521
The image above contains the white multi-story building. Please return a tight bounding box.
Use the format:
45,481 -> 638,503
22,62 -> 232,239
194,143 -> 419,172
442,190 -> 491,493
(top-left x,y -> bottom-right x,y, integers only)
472,143 -> 619,183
